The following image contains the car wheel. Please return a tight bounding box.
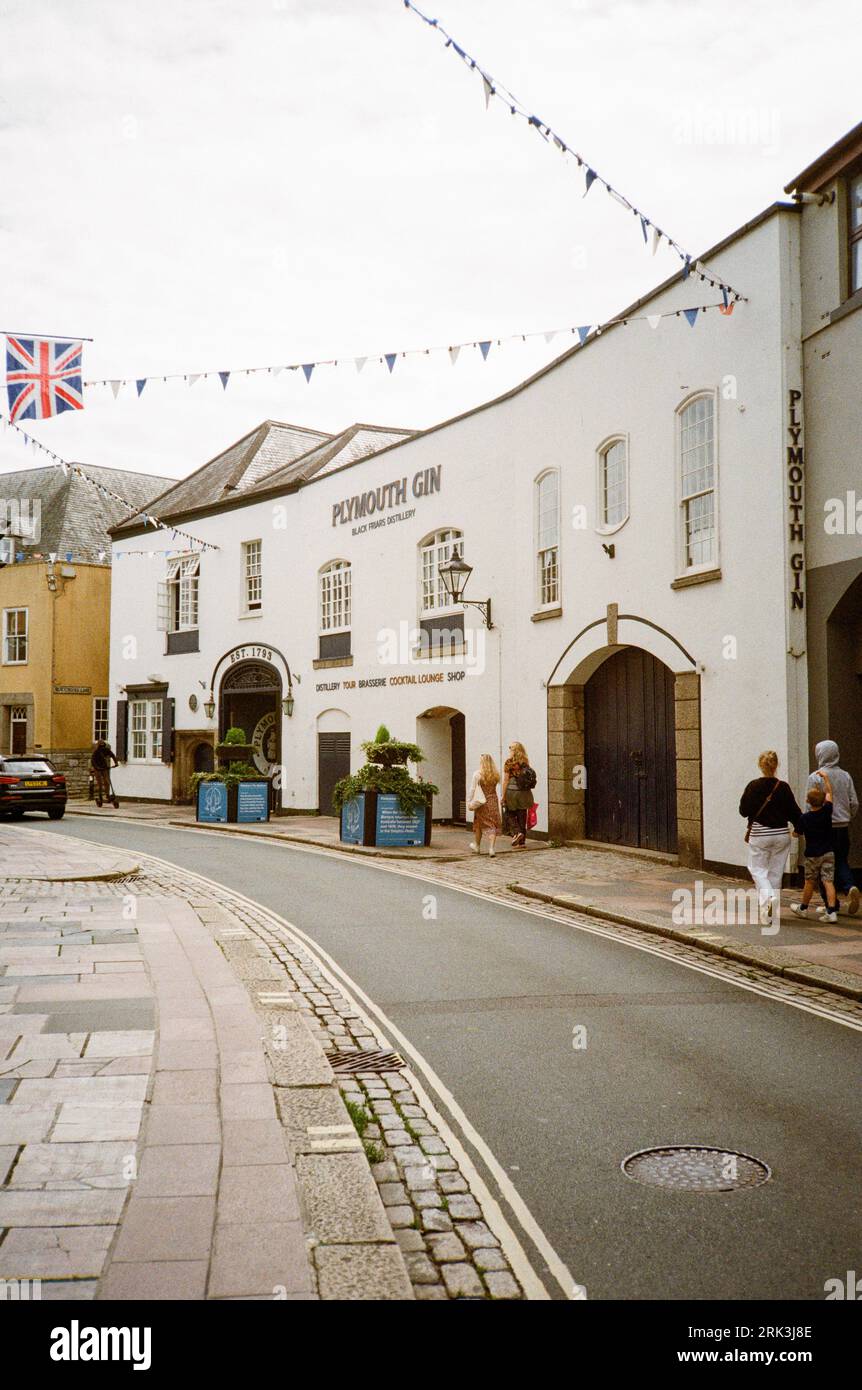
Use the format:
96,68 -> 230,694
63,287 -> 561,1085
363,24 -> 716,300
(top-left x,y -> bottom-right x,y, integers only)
47,808 -> 65,820
9,809 -> 25,820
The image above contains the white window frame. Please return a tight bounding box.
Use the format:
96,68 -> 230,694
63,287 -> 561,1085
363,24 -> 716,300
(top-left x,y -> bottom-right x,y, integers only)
319,560 -> 352,635
165,554 -> 200,633
241,539 -> 262,615
93,697 -> 109,743
2,608 -> 28,665
534,470 -> 560,609
419,529 -> 463,617
676,391 -> 719,575
596,435 -> 630,534
128,698 -> 163,763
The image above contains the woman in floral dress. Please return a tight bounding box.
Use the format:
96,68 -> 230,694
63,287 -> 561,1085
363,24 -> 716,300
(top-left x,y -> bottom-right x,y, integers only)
468,753 -> 502,857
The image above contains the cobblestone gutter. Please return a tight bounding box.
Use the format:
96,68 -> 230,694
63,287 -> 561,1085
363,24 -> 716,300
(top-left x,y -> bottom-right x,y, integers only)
134,861 -> 526,1300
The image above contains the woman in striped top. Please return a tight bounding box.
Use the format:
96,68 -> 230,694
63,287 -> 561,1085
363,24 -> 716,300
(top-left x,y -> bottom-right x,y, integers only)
739,750 -> 804,929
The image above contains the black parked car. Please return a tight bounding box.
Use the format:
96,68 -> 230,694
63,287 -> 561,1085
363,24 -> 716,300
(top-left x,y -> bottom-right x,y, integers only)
0,756 -> 67,819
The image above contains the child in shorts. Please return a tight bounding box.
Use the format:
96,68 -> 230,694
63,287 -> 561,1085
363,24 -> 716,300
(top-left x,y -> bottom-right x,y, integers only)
791,770 -> 837,923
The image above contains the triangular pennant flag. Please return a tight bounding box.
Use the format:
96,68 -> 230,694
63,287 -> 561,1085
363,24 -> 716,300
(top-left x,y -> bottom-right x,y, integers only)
219,371 -> 230,390
273,366 -> 283,377
682,256 -> 692,280
683,308 -> 699,328
721,287 -> 729,308
110,380 -> 122,399
136,379 -> 147,397
384,353 -> 397,373
478,341 -> 491,361
719,302 -> 735,317
553,135 -> 566,153
355,357 -> 367,373
48,552 -> 57,563
640,216 -> 649,244
646,314 -> 662,329
544,332 -> 558,345
584,168 -> 597,195
449,346 -> 461,366
482,77 -> 493,109
188,374 -> 201,387
651,226 -> 661,256
302,364 -> 314,383
576,325 -> 591,345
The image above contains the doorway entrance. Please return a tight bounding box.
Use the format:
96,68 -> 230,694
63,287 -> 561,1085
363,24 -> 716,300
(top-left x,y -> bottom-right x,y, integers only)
584,647 -> 678,853
219,661 -> 281,773
416,707 -> 466,821
318,732 -> 350,816
825,571 -> 862,871
10,706 -> 27,755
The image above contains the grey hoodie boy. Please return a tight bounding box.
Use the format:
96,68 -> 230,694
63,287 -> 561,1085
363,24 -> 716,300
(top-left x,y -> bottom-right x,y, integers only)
806,741 -> 859,827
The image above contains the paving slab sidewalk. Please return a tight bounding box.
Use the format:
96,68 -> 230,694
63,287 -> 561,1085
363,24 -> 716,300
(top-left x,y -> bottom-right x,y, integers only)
0,825 -> 412,1300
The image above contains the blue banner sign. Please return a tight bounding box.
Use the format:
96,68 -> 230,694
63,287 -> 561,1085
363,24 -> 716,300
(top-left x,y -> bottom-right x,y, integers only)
197,781 -> 228,824
341,794 -> 366,844
237,780 -> 269,823
374,794 -> 426,846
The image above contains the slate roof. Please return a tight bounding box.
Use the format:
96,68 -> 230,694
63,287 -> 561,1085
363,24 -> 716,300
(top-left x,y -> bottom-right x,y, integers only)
113,420 -> 415,532
0,463 -> 171,564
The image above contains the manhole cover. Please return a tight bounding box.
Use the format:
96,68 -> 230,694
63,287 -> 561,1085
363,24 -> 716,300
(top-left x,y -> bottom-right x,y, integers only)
621,1146 -> 770,1192
327,1048 -> 405,1075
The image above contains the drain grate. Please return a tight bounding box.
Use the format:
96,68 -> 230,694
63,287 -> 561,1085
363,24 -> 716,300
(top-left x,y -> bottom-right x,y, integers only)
327,1048 -> 405,1075
621,1146 -> 770,1192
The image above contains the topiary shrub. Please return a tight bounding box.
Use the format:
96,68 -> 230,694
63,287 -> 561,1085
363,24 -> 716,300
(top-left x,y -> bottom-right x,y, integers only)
223,727 -> 247,745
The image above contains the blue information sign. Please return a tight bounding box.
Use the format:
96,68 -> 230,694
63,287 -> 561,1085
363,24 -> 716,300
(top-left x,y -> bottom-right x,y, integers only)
341,794 -> 366,844
197,781 -> 228,824
237,780 -> 269,823
374,794 -> 426,846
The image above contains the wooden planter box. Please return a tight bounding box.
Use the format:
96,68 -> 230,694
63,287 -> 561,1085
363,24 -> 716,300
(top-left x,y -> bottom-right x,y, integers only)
340,788 -> 432,847
215,743 -> 256,766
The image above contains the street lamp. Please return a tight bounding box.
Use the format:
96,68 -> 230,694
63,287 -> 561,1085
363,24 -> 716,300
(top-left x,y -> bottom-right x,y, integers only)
282,674 -> 295,718
438,547 -> 493,629
203,693 -> 215,720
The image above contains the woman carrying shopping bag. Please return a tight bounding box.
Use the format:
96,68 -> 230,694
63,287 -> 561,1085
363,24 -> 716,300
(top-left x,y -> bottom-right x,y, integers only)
468,753 -> 502,857
501,741 -> 536,848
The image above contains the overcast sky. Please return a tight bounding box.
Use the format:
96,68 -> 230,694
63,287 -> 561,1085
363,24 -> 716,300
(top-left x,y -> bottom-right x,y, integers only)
1,0 -> 856,484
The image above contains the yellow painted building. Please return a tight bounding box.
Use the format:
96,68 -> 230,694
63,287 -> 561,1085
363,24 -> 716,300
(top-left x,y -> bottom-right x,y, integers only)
0,462 -> 169,794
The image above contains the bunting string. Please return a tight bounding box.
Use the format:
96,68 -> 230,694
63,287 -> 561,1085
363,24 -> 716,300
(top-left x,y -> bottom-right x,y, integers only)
0,413 -> 218,553
401,0 -> 747,305
81,301 -> 734,397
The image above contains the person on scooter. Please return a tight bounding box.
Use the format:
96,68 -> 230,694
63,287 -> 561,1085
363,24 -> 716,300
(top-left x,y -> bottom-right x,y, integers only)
90,738 -> 118,808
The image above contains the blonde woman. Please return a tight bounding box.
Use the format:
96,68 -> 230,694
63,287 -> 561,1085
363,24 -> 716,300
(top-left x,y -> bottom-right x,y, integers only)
739,750 -> 804,928
468,754 -> 501,856
501,741 -> 535,848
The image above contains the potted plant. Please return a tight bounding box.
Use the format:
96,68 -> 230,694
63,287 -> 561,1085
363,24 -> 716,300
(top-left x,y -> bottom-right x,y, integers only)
190,759 -> 271,825
334,727 -> 437,846
361,723 -> 425,769
216,725 -> 256,766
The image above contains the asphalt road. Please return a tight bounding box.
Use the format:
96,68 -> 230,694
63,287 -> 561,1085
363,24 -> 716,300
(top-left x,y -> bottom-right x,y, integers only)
41,815 -> 862,1301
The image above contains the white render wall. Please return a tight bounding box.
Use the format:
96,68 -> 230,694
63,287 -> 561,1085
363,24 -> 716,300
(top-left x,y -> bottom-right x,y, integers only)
109,208 -> 803,870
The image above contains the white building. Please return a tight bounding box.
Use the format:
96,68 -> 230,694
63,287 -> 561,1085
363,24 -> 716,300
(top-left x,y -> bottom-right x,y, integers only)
108,124 -> 862,877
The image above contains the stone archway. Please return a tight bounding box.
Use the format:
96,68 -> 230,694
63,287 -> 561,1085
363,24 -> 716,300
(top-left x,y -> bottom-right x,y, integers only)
219,660 -> 282,775
547,612 -> 703,866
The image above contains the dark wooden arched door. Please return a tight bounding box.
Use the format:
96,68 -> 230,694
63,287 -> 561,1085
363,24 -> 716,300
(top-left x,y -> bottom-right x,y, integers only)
584,648 -> 677,853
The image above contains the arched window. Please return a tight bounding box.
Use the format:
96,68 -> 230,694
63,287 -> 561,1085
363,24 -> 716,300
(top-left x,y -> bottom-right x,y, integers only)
419,529 -> 463,614
597,438 -> 628,531
678,395 -> 717,571
535,471 -> 560,608
319,560 -> 352,660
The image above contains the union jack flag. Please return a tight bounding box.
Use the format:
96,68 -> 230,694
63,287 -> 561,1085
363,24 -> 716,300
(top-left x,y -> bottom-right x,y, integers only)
5,336 -> 84,422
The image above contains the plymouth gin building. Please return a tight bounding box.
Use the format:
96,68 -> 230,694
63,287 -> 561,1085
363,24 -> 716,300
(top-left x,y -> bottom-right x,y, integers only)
109,127 -> 862,877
